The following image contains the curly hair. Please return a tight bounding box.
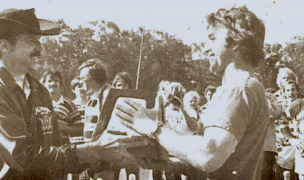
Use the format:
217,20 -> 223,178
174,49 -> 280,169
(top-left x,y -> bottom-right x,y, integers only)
206,6 -> 265,67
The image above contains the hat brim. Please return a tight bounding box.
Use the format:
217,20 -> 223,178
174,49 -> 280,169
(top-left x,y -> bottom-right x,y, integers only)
0,18 -> 60,36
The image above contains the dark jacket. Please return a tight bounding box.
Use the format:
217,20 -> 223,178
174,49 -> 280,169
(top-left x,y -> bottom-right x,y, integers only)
0,68 -> 86,180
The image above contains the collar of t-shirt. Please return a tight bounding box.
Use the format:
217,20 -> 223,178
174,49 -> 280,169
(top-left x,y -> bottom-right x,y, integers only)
221,64 -> 251,87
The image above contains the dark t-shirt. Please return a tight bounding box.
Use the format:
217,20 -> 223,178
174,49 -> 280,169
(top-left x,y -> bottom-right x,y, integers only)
199,75 -> 269,180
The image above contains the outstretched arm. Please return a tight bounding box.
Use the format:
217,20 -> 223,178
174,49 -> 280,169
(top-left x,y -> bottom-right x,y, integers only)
155,126 -> 237,172
115,99 -> 238,173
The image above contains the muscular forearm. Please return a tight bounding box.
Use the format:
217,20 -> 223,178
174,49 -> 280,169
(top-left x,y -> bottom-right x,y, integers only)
155,127 -> 214,172
155,126 -> 237,173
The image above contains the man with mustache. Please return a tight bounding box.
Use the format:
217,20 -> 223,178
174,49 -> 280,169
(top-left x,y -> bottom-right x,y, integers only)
0,8 -> 111,179
40,70 -> 83,141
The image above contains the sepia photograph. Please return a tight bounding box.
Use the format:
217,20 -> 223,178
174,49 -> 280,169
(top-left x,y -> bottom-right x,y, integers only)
0,0 -> 304,179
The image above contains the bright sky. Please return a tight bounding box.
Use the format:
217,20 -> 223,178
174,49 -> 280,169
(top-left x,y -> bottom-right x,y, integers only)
2,0 -> 304,46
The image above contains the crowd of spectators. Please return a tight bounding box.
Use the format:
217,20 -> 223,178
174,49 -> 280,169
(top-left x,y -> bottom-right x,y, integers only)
41,61 -> 219,180
46,59 -> 304,180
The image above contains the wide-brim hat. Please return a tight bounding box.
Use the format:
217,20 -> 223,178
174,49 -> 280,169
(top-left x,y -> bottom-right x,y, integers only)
0,8 -> 60,36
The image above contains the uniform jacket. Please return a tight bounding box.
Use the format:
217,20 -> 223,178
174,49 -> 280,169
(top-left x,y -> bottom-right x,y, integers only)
0,68 -> 85,180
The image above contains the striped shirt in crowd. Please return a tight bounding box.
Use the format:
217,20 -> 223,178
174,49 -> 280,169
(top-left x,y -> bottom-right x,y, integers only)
53,95 -> 81,125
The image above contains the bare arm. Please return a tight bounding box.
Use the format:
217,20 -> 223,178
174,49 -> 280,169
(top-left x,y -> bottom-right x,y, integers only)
155,126 -> 237,172
115,99 -> 238,173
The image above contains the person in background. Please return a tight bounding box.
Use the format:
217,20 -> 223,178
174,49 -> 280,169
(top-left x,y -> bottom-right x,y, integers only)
261,89 -> 282,180
78,59 -> 113,180
275,80 -> 302,180
201,85 -> 216,111
113,71 -> 133,90
40,70 -> 82,140
290,104 -> 304,180
152,81 -> 199,180
183,91 -> 201,122
275,67 -> 299,104
283,80 -> 301,109
78,59 -> 111,140
71,76 -> 88,121
71,76 -> 88,108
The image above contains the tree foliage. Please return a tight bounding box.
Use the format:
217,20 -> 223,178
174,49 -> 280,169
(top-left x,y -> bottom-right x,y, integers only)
36,19 -> 193,98
36,19 -> 304,101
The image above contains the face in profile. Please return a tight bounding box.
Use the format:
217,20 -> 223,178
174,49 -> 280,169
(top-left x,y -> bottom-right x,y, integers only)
4,34 -> 43,73
205,26 -> 234,76
44,75 -> 60,95
73,82 -> 87,98
79,67 -> 92,93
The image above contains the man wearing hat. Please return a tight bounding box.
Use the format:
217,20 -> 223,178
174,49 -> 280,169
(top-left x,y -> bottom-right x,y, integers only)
0,8 -> 107,179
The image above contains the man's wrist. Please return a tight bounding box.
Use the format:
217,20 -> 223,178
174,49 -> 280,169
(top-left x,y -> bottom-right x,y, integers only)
148,121 -> 164,141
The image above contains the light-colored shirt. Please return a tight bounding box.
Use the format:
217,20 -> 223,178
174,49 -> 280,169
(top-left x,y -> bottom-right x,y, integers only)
199,68 -> 269,180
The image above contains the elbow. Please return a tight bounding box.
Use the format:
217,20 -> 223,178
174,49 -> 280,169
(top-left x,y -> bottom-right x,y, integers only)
195,152 -> 231,173
203,157 -> 226,173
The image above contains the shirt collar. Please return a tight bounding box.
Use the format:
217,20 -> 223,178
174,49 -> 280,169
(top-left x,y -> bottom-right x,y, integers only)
0,65 -> 32,99
221,63 -> 251,87
22,76 -> 31,99
90,83 -> 111,99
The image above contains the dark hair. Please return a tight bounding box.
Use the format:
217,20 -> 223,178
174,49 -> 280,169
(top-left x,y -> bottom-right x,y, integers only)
204,85 -> 217,98
40,70 -> 62,85
71,76 -> 81,90
79,59 -> 107,85
206,6 -> 265,67
112,72 -> 133,89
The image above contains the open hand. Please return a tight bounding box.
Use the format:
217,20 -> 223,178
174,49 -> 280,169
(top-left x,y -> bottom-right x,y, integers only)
115,99 -> 159,136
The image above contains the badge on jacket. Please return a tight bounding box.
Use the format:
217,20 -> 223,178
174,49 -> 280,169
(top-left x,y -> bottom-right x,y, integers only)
35,107 -> 53,134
